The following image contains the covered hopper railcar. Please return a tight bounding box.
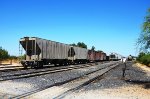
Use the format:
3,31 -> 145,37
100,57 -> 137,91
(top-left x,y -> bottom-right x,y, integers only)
20,37 -> 71,68
68,46 -> 88,64
20,37 -> 89,68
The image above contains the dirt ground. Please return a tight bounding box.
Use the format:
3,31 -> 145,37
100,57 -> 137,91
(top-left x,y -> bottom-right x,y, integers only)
0,59 -> 20,65
64,85 -> 150,99
136,63 -> 150,73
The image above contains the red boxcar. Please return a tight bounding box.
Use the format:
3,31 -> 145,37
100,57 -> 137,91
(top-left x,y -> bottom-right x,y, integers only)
88,50 -> 107,62
95,51 -> 107,61
95,51 -> 101,61
88,50 -> 96,62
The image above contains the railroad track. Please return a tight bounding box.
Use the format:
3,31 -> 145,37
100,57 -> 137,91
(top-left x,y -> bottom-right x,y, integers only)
0,62 -> 102,82
0,65 -> 24,72
0,65 -> 22,68
0,68 -> 25,72
0,63 -> 90,73
0,61 -> 109,73
11,62 -> 119,99
54,64 -> 118,99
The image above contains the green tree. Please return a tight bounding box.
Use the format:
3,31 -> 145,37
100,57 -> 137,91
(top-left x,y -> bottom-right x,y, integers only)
10,55 -> 18,59
136,52 -> 150,66
77,42 -> 87,49
70,43 -> 77,47
136,52 -> 145,61
97,50 -> 103,52
18,54 -> 26,60
91,46 -> 95,51
0,47 -> 9,63
70,42 -> 87,49
137,8 -> 150,51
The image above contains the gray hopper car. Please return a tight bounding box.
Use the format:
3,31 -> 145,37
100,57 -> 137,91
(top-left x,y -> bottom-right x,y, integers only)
68,46 -> 88,63
20,37 -> 88,68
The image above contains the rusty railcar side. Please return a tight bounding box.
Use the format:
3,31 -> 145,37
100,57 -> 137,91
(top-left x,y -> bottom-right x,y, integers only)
88,50 -> 96,62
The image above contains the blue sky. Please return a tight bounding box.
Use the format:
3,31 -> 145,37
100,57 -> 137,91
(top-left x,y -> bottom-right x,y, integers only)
0,0 -> 150,56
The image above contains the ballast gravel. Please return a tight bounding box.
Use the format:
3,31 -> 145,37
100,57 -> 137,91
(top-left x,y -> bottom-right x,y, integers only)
0,61 -> 117,98
64,62 -> 150,99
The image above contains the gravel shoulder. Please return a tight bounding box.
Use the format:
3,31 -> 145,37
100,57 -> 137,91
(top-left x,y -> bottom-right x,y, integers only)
65,62 -> 150,99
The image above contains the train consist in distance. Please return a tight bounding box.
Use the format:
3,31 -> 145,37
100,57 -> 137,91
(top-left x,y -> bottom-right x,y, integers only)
109,53 -> 124,61
20,37 -> 107,68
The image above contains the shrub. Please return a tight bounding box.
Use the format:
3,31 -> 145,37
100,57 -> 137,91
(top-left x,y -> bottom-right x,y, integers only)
137,53 -> 150,66
0,47 -> 9,61
140,54 -> 150,66
136,52 -> 145,61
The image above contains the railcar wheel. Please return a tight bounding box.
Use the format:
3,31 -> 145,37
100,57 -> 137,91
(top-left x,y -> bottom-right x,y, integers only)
54,64 -> 58,66
64,62 -> 68,66
23,62 -> 28,69
38,61 -> 43,68
34,61 -> 43,69
23,65 -> 27,69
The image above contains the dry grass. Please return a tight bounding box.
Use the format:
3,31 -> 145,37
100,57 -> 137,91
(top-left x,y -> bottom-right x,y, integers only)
135,63 -> 150,72
135,61 -> 150,67
0,59 -> 20,65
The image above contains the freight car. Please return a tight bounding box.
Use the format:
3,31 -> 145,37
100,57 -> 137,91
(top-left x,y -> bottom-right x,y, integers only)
20,37 -> 107,68
71,46 -> 88,64
109,53 -> 121,61
95,51 -> 107,62
109,53 -> 118,61
88,50 -> 107,62
20,37 -> 89,68
127,55 -> 133,61
106,56 -> 110,61
88,50 -> 96,62
20,37 -> 69,68
101,52 -> 107,61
